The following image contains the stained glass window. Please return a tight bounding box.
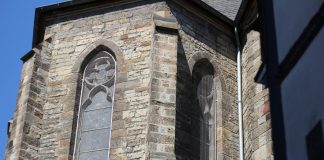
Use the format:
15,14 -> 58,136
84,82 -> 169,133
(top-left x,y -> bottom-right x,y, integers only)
75,51 -> 116,160
192,60 -> 215,160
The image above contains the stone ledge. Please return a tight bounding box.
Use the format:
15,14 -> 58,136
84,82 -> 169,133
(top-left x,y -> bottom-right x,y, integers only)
20,36 -> 52,62
153,14 -> 179,32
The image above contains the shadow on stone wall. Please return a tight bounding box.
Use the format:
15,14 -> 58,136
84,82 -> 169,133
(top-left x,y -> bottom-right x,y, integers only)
175,38 -> 198,160
175,40 -> 215,160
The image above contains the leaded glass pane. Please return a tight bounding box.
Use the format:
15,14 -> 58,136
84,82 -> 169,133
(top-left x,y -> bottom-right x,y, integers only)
79,129 -> 110,152
82,108 -> 112,131
79,150 -> 108,160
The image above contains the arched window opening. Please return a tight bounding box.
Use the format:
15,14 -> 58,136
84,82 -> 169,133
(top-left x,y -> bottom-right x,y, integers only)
192,60 -> 215,160
74,51 -> 116,160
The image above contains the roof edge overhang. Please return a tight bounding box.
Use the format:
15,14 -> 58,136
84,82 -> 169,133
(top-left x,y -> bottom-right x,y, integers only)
234,0 -> 249,25
32,0 -> 235,47
172,0 -> 234,39
189,0 -> 233,25
234,0 -> 258,27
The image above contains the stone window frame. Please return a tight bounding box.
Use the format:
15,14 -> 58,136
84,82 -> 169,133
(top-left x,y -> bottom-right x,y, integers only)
71,39 -> 123,160
188,54 -> 225,159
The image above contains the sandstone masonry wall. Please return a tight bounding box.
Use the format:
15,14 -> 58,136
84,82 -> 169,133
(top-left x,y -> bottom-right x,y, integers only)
6,1 -> 241,160
148,30 -> 178,159
32,2 -> 166,159
242,30 -> 273,160
6,54 -> 36,160
6,41 -> 52,160
168,2 -> 239,159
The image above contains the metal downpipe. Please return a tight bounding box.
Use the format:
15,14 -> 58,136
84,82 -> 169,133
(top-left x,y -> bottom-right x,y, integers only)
235,26 -> 244,160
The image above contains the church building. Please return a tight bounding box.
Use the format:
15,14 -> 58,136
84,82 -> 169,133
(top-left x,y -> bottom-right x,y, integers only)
5,0 -> 272,159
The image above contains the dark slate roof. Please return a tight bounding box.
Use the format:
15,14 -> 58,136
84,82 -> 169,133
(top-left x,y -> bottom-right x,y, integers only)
202,0 -> 242,20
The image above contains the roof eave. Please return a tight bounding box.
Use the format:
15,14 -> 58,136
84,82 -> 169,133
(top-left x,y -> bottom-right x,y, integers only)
234,0 -> 251,25
190,0 -> 234,25
32,0 -> 87,47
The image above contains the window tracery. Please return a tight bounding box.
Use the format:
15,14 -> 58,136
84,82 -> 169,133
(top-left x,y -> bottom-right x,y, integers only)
74,51 -> 116,160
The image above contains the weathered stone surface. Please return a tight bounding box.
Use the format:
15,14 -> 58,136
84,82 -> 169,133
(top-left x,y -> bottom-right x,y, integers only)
5,1 -> 271,160
148,15 -> 178,158
242,30 -> 273,160
6,41 -> 52,160
167,2 -> 239,159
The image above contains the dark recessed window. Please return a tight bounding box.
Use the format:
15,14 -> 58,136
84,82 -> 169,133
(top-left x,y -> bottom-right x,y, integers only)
192,60 -> 216,160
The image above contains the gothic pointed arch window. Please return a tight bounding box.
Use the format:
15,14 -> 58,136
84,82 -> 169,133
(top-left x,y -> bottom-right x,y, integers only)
74,51 -> 116,160
192,59 -> 216,160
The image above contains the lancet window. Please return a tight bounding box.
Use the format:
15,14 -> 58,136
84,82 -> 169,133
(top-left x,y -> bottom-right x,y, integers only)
74,51 -> 116,160
192,60 -> 216,160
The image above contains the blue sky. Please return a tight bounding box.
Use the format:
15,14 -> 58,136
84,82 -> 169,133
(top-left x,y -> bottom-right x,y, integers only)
0,0 -> 67,158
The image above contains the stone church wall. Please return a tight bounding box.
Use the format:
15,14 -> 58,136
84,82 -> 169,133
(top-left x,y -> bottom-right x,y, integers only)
148,28 -> 178,159
6,1 -> 240,160
6,41 -> 52,160
6,1 -> 167,159
167,2 -> 239,159
241,30 -> 273,160
39,2 -> 164,159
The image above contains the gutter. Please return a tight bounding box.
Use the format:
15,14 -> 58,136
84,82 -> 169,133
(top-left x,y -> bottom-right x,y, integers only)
233,2 -> 259,159
235,26 -> 244,160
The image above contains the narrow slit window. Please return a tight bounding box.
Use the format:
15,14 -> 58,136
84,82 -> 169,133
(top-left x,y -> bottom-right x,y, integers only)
192,60 -> 216,160
74,51 -> 116,160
